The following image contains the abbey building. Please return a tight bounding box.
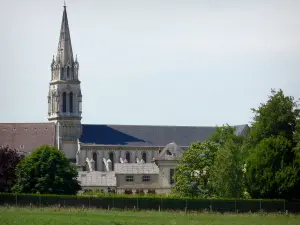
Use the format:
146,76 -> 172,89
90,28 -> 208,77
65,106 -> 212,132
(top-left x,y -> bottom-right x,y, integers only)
0,5 -> 249,194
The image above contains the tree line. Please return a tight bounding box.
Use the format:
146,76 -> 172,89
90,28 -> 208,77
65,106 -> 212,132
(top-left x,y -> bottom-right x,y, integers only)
171,89 -> 300,200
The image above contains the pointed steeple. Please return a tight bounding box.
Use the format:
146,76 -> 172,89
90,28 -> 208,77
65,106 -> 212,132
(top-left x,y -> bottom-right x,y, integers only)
56,4 -> 74,66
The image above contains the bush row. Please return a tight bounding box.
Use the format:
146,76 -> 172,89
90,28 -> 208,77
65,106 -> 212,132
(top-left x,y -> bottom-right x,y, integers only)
0,193 -> 299,213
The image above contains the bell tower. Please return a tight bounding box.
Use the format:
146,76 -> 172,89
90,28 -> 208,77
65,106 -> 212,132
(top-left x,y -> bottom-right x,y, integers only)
48,4 -> 82,157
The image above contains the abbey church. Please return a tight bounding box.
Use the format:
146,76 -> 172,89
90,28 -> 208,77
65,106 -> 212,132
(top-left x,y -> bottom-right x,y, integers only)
0,5 -> 249,194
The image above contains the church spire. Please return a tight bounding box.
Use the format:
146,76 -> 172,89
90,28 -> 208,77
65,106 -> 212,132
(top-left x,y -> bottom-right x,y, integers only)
56,4 -> 74,66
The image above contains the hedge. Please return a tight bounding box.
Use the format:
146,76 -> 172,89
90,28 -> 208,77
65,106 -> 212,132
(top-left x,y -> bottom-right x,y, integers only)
0,193 -> 299,213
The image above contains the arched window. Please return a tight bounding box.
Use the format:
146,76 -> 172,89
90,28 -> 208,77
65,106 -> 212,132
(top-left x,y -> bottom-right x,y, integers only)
67,66 -> 70,77
125,152 -> 131,163
109,152 -> 114,171
142,152 -> 147,163
62,92 -> 67,113
69,92 -> 73,113
93,152 -> 98,171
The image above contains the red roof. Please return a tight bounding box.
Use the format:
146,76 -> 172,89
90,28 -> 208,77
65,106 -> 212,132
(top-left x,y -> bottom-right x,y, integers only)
0,123 -> 56,153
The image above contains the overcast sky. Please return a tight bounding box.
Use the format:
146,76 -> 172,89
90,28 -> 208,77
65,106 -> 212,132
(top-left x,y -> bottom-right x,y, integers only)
0,0 -> 300,126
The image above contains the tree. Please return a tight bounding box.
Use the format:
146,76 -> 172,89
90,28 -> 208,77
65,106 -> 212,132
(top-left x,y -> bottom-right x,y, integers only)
247,89 -> 299,147
244,89 -> 300,200
210,140 -> 245,198
209,124 -> 244,145
171,141 -> 220,197
12,145 -> 81,195
0,146 -> 23,192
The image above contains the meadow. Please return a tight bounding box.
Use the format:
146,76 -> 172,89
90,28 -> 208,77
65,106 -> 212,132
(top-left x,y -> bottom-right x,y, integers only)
0,207 -> 299,225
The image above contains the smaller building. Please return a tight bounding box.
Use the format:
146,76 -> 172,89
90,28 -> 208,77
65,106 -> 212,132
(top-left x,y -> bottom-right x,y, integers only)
77,142 -> 184,194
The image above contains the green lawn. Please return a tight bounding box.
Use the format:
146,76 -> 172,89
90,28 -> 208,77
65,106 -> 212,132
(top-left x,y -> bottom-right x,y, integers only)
0,207 -> 299,225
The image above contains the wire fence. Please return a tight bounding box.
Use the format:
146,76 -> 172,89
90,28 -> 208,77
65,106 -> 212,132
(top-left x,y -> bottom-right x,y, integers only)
1,194 -> 300,213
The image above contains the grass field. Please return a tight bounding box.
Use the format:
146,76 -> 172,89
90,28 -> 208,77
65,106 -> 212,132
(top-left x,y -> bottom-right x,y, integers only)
0,207 -> 299,225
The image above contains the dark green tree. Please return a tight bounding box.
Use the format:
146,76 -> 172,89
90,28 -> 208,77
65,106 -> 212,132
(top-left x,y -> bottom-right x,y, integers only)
12,145 -> 81,195
210,140 -> 245,198
209,124 -> 244,145
244,89 -> 300,199
171,141 -> 220,197
0,146 -> 23,192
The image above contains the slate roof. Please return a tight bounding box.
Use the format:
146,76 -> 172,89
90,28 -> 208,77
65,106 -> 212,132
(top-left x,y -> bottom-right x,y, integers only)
0,123 -> 56,153
80,124 -> 248,147
114,163 -> 159,174
78,171 -> 116,187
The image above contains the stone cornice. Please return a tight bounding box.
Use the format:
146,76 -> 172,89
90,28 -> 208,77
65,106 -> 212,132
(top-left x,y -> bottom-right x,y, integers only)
50,80 -> 81,85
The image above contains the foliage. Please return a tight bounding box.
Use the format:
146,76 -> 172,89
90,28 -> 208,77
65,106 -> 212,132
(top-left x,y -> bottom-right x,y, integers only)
0,146 -> 23,192
247,89 -> 300,147
209,124 -> 244,145
210,140 -> 244,198
171,141 -> 220,197
12,145 -> 81,195
244,89 -> 300,200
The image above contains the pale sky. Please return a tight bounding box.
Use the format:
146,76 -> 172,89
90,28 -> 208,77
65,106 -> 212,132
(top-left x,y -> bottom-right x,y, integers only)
0,0 -> 300,126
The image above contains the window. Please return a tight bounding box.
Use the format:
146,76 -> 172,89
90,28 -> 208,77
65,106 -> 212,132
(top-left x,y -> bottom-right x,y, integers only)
69,92 -> 73,113
170,168 -> 175,184
93,152 -> 98,171
142,152 -> 147,163
62,92 -> 67,113
67,66 -> 70,77
109,152 -> 114,171
125,152 -> 131,163
125,175 -> 134,182
142,175 -> 151,182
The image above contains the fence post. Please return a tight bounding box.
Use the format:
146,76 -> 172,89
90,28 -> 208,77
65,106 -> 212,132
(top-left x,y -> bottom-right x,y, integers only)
185,199 -> 187,214
235,199 -> 237,212
15,194 -> 18,207
160,198 -> 163,211
39,195 -> 41,206
113,195 -> 114,208
260,199 -> 262,211
284,200 -> 285,212
136,197 -> 139,210
89,197 -> 90,208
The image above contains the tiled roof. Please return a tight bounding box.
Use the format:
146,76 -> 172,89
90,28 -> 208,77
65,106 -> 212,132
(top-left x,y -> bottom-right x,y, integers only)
114,163 -> 159,174
80,124 -> 248,147
77,171 -> 116,187
0,123 -> 56,153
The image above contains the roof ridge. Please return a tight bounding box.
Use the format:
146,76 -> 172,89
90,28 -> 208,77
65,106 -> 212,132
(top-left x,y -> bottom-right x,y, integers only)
0,122 -> 54,125
82,123 -> 220,128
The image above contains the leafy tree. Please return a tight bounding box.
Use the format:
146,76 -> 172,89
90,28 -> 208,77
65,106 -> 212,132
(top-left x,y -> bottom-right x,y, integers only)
0,146 -> 23,192
244,89 -> 300,200
247,89 -> 299,147
12,145 -> 81,195
171,141 -> 220,197
209,124 -> 244,145
210,140 -> 245,198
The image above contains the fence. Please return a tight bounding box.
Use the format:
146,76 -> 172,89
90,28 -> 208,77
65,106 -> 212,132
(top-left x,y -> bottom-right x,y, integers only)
0,193 -> 300,213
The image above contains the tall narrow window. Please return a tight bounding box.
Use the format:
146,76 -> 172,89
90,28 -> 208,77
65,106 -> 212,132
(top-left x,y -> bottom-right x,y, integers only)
67,67 -> 70,77
93,152 -> 98,171
142,152 -> 147,163
62,92 -> 67,113
170,168 -> 175,184
125,152 -> 131,163
69,92 -> 73,113
109,152 -> 114,171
